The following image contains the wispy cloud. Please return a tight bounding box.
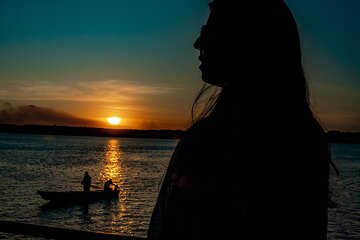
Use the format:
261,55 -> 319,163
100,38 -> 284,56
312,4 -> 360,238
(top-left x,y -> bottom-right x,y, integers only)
0,79 -> 180,103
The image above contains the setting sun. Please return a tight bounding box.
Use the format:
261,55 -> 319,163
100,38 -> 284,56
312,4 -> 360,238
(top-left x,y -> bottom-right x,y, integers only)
107,116 -> 122,125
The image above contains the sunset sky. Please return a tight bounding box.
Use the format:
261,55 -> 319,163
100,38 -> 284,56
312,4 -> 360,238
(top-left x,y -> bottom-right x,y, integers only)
0,0 -> 359,131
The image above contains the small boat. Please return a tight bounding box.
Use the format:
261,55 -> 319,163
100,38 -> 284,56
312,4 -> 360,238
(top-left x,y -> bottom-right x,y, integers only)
37,190 -> 119,203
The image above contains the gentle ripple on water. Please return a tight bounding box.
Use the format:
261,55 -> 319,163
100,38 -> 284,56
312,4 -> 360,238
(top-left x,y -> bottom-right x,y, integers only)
0,134 -> 359,239
328,144 -> 360,240
0,133 -> 177,238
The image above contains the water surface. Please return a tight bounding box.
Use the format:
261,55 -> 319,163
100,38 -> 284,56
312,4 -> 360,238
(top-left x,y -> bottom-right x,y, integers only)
0,133 -> 359,239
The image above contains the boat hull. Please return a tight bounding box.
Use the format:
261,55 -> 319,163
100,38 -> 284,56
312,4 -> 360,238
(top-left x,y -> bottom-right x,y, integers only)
37,190 -> 119,203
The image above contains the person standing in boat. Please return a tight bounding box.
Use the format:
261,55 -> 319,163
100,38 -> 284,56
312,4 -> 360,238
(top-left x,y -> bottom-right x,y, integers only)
81,171 -> 92,192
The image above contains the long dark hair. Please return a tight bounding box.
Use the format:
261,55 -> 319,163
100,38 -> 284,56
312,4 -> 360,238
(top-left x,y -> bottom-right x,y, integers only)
191,0 -> 339,206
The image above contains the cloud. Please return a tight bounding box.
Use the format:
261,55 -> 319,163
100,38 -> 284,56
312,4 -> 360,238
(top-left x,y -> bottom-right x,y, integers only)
0,79 -> 180,103
0,102 -> 101,127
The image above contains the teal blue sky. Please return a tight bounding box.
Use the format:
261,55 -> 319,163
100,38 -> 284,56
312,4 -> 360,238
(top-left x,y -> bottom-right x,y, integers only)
0,0 -> 359,131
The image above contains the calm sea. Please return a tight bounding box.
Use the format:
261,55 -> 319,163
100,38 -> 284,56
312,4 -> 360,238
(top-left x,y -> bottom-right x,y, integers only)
0,133 -> 359,239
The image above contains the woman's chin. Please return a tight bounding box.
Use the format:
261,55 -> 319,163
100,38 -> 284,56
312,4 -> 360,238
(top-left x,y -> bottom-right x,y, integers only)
201,75 -> 224,87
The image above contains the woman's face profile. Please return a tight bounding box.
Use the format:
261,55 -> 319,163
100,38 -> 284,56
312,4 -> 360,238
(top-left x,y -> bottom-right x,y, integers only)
194,8 -> 226,88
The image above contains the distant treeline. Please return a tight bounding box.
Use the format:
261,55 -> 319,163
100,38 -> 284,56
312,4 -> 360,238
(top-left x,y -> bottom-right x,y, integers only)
326,130 -> 360,144
0,124 -> 359,143
0,124 -> 185,139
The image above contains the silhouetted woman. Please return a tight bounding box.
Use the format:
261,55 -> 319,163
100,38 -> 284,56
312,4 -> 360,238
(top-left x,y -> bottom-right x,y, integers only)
148,1 -> 334,239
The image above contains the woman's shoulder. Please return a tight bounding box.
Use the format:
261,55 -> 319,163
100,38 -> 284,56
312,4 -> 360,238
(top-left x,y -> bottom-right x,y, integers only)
184,118 -> 212,136
181,117 -> 227,142
184,113 -> 245,140
174,118 -> 211,152
173,118 -> 219,155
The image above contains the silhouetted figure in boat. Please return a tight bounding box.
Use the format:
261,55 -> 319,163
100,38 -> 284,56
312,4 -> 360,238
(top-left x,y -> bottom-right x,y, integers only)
81,171 -> 91,192
148,1 -> 337,240
103,179 -> 114,193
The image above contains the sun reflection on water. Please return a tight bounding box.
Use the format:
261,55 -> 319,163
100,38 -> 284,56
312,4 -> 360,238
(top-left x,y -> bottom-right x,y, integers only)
100,138 -> 122,190
99,138 -> 130,233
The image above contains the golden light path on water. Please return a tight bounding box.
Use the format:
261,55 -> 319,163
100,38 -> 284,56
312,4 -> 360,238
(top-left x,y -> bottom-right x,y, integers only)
99,139 -> 120,183
99,138 -> 132,234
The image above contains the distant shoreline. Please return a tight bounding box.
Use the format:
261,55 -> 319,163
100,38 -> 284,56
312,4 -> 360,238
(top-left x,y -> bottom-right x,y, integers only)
0,124 -> 359,143
0,124 -> 185,140
326,130 -> 360,144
